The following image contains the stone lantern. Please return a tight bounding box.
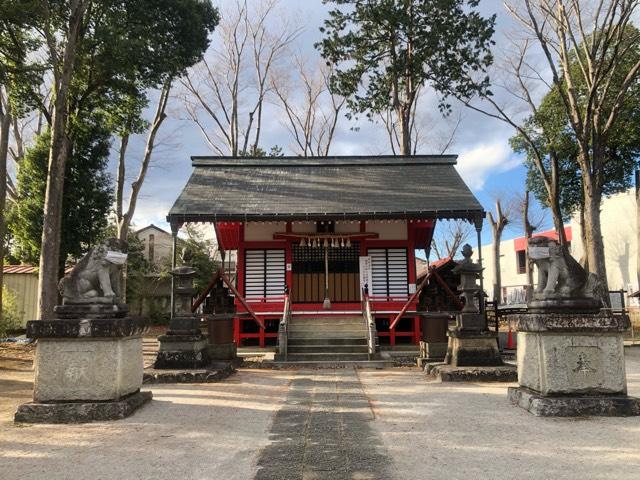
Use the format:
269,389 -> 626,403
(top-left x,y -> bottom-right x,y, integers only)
155,248 -> 208,369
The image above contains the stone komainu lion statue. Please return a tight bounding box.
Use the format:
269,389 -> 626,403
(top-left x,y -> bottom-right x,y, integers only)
59,238 -> 128,304
528,236 -> 598,301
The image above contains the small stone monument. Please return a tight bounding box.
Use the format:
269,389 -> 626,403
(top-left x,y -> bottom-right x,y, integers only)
425,245 -> 515,381
15,238 -> 151,423
155,248 -> 209,368
416,285 -> 450,365
508,238 -> 640,416
205,276 -> 239,363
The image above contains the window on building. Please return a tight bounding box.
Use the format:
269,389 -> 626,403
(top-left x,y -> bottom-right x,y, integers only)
148,234 -> 155,262
244,249 -> 286,300
516,250 -> 526,274
368,248 -> 408,297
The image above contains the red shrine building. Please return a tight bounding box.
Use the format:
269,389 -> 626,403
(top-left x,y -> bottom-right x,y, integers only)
167,155 -> 483,352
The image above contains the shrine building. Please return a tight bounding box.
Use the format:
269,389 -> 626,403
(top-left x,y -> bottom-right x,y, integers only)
167,155 -> 483,354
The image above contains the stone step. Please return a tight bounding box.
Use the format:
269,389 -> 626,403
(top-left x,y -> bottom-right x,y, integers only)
271,359 -> 393,369
289,324 -> 367,333
288,333 -> 368,341
288,337 -> 368,346
285,353 -> 372,362
288,344 -> 370,354
290,316 -> 364,325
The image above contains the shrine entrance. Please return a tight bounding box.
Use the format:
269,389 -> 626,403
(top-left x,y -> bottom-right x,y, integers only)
291,241 -> 360,304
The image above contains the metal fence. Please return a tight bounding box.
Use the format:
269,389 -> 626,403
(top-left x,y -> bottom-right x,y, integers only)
486,290 -> 635,348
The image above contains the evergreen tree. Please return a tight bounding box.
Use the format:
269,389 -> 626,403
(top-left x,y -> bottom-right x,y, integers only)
9,117 -> 113,270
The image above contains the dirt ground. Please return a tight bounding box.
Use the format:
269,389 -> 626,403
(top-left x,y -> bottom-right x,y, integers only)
1,346 -> 640,479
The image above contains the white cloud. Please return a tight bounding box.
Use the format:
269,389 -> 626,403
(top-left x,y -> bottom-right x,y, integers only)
456,140 -> 521,190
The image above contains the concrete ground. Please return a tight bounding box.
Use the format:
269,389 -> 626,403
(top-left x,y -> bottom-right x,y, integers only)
1,349 -> 640,479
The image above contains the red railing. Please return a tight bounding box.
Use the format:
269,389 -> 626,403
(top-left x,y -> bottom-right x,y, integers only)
389,265 -> 463,329
191,268 -> 264,329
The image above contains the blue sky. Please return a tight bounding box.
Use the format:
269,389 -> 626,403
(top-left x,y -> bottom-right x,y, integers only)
113,0 -> 552,248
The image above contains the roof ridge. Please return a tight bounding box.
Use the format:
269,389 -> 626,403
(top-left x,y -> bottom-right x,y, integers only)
190,155 -> 458,167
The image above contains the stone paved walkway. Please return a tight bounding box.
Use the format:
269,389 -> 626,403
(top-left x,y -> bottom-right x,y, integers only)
255,370 -> 391,480
2,350 -> 640,479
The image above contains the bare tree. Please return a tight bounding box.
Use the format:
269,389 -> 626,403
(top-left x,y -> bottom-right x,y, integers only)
115,80 -> 171,242
467,0 -> 640,298
431,219 -> 474,260
510,190 -> 549,299
271,57 -> 345,157
488,199 -> 514,304
181,0 -> 302,156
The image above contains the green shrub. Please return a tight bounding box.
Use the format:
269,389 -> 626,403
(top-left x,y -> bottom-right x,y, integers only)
1,286 -> 23,337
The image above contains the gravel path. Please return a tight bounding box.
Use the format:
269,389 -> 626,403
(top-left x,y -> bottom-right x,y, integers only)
2,349 -> 640,479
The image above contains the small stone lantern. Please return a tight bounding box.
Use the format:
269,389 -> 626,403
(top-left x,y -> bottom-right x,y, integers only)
155,248 -> 209,369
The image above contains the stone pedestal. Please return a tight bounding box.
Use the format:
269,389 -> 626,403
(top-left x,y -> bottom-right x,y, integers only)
507,312 -> 640,416
205,281 -> 240,364
15,312 -> 151,423
417,314 -> 449,364
444,327 -> 503,367
155,333 -> 209,368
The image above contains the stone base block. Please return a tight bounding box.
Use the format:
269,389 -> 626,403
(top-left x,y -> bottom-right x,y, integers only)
445,331 -> 503,367
34,336 -> 143,402
508,387 -> 640,417
517,330 -> 627,396
143,364 -> 236,384
207,342 -> 238,361
419,341 -> 447,362
15,390 -> 152,424
155,335 -> 208,369
426,363 -> 517,382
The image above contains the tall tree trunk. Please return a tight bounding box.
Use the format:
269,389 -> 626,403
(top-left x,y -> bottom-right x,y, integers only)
583,184 -> 609,304
636,169 -> 640,292
397,106 -> 411,155
578,204 -> 588,269
523,191 -> 534,301
488,200 -> 508,305
37,0 -> 86,319
492,233 -> 502,304
0,95 -> 11,321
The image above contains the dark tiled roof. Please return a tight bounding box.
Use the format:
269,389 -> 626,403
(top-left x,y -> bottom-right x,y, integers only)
168,155 -> 483,224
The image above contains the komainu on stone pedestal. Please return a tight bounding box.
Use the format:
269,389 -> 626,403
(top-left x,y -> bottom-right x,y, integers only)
508,238 -> 640,417
15,239 -> 151,424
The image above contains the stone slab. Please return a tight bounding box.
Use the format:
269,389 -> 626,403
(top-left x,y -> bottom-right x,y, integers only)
207,341 -> 238,361
34,336 -> 143,402
419,341 -> 447,360
445,334 -> 504,367
54,303 -> 129,319
517,331 -> 627,395
509,312 -> 629,333
143,364 -> 235,384
27,317 -> 148,338
15,390 -> 152,424
508,387 -> 640,417
425,363 -> 517,382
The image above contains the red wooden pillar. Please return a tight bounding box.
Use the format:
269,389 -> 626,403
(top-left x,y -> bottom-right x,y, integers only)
390,316 -> 396,346
259,322 -> 265,348
234,317 -> 241,345
413,316 -> 421,344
